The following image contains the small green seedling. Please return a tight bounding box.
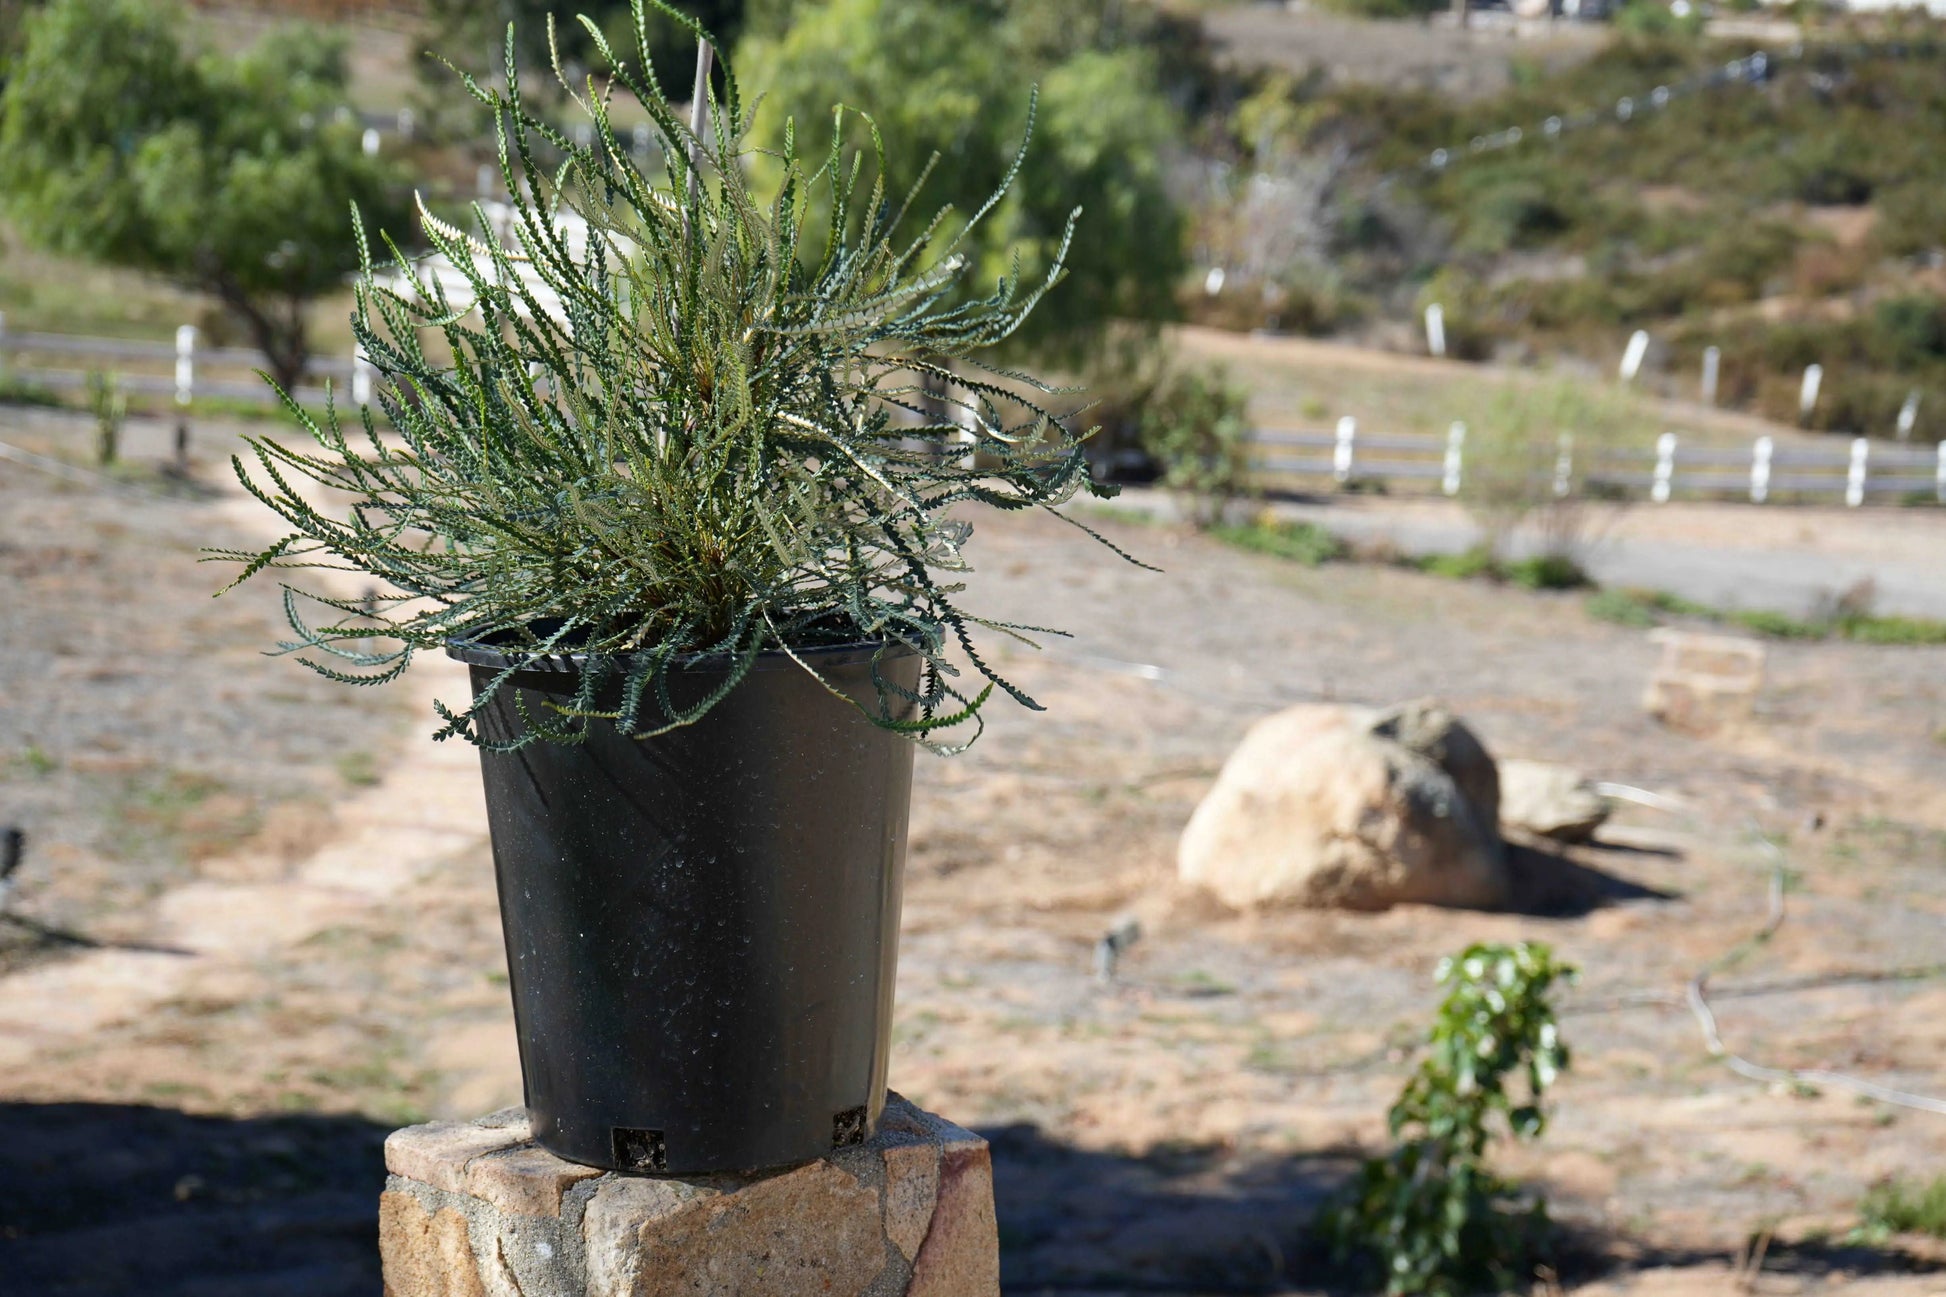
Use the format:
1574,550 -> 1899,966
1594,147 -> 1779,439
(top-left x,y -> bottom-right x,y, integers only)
1325,941 -> 1577,1297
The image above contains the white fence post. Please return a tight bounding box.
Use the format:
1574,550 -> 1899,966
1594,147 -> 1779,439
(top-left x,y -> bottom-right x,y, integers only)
1799,363 -> 1822,423
1652,432 -> 1677,503
1333,416 -> 1357,485
1897,390 -> 1920,441
361,127 -> 381,157
1701,345 -> 1720,405
1937,441 -> 1946,505
1552,432 -> 1574,499
1424,303 -> 1447,358
173,324 -> 196,470
1750,435 -> 1773,504
1620,330 -> 1650,383
1846,436 -> 1869,508
174,325 -> 196,409
352,342 -> 374,406
1442,421 -> 1465,497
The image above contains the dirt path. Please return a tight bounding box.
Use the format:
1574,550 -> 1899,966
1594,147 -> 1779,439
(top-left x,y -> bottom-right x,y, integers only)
1129,490 -> 1946,620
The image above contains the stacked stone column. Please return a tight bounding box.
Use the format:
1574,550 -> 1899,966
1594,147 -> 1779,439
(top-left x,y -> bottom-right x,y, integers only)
380,1093 -> 998,1296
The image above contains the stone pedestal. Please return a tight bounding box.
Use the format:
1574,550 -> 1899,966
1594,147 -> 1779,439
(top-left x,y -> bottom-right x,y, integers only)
379,1093 -> 999,1297
1643,629 -> 1765,735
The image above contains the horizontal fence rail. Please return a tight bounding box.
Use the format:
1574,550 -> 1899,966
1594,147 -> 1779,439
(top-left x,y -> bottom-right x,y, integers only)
1244,425 -> 1946,509
4,324 -> 1942,509
0,320 -> 355,409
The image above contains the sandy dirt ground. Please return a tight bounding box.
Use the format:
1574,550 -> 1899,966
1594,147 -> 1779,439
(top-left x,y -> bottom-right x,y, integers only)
3,407 -> 1945,1295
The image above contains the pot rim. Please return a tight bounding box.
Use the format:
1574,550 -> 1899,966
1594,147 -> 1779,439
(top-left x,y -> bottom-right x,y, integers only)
444,633 -> 915,676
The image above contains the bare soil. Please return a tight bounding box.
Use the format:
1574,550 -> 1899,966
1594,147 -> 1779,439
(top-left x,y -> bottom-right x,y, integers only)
3,408 -> 1945,1294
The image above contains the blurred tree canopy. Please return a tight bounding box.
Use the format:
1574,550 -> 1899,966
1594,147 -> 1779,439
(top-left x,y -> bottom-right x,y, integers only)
420,0 -> 760,93
739,0 -> 1188,366
0,0 -> 406,388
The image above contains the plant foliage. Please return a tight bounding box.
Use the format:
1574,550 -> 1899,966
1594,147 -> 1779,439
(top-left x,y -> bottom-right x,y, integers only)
218,2 -> 1132,752
1325,941 -> 1577,1297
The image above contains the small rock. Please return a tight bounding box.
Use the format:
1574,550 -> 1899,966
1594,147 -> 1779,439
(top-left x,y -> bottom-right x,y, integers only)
1499,759 -> 1611,844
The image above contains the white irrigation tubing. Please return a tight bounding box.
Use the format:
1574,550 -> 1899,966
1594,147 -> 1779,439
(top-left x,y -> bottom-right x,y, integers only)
1689,832 -> 1946,1115
1414,50 -> 1780,177
0,437 -> 163,497
1408,39 -> 1945,181
1603,781 -> 1946,1116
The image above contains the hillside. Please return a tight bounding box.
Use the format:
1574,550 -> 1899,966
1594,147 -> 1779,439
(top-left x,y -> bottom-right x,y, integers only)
1190,19 -> 1946,442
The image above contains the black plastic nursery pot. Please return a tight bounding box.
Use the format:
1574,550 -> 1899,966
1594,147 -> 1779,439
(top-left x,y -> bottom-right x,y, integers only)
447,638 -> 921,1175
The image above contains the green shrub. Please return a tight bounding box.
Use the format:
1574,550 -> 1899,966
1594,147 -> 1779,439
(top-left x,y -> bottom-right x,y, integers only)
1585,588 -> 1946,644
1728,608 -> 1827,640
1210,516 -> 1345,566
1507,552 -> 1591,591
1586,586 -> 1713,626
1612,0 -> 1706,37
87,369 -> 124,467
1859,1174 -> 1946,1241
1876,181 -> 1946,258
1325,942 -> 1577,1297
0,371 -> 62,408
1876,295 -> 1946,365
1586,587 -> 1659,627
1418,547 -> 1499,581
1138,363 -> 1256,527
1837,614 -> 1946,646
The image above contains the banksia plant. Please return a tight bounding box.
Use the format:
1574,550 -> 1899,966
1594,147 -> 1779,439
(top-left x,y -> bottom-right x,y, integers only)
217,1 -> 1133,751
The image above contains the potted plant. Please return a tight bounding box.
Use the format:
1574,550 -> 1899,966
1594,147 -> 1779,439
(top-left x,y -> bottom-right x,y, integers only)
218,4 -> 1133,1174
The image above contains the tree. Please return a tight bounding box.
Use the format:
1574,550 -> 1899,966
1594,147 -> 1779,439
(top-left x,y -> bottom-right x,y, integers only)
0,0 -> 407,389
738,0 -> 1186,367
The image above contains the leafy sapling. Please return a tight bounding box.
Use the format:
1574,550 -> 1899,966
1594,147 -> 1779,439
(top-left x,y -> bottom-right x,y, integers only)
1325,941 -> 1577,1297
216,2 -> 1140,752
